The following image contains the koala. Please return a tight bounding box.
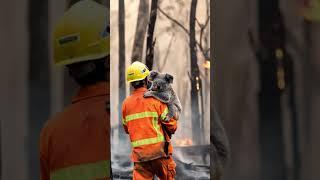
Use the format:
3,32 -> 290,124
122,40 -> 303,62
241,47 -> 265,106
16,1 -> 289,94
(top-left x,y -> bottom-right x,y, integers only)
143,70 -> 182,121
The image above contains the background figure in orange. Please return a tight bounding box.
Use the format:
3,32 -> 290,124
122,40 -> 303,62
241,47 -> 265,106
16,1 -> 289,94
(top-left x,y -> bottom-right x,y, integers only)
122,62 -> 178,180
39,1 -> 110,179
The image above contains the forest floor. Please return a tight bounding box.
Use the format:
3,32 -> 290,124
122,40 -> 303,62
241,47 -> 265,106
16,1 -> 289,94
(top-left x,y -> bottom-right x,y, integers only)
112,145 -> 210,179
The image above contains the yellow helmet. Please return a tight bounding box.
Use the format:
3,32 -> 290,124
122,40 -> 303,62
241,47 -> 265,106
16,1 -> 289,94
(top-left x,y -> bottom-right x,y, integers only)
126,61 -> 150,83
53,0 -> 110,66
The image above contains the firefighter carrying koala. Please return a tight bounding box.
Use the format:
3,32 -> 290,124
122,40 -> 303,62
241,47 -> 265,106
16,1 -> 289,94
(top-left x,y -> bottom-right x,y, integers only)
122,61 -> 178,180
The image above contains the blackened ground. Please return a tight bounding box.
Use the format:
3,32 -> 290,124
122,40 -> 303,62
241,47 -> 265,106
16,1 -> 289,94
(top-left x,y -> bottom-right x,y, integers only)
112,145 -> 210,179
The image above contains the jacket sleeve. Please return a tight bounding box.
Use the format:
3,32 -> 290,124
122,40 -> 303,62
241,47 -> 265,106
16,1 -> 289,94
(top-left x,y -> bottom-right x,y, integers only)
39,126 -> 50,180
158,103 -> 177,134
161,118 -> 177,134
122,102 -> 129,134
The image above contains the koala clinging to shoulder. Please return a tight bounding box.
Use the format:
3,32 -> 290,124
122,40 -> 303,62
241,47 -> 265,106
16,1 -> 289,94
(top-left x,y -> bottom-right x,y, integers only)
144,70 -> 182,121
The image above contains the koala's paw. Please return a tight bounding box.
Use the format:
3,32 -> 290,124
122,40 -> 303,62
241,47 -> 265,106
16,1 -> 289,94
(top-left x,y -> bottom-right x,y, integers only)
143,91 -> 153,98
173,112 -> 180,120
164,116 -> 171,122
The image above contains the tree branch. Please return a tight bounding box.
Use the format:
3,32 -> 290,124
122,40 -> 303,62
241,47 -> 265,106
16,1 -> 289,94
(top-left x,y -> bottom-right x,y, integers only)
196,18 -> 202,28
196,15 -> 210,59
158,6 -> 210,59
204,15 -> 210,28
158,7 -> 189,34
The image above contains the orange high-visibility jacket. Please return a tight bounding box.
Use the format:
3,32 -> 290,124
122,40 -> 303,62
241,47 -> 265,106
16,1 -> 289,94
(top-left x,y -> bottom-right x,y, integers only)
122,87 -> 178,162
40,82 -> 110,180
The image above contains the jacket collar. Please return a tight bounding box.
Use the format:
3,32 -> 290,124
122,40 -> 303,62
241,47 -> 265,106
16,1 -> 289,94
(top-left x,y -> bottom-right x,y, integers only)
132,87 -> 147,94
72,82 -> 109,103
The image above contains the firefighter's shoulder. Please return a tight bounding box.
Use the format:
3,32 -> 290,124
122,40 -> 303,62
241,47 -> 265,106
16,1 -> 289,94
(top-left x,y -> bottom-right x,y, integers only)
146,96 -> 168,108
41,104 -> 80,136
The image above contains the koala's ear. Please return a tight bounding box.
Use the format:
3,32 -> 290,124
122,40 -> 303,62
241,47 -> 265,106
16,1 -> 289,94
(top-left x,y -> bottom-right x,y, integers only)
165,74 -> 173,83
149,70 -> 158,80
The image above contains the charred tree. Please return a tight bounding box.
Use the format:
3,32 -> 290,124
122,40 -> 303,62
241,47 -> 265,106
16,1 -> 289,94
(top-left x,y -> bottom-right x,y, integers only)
118,0 -> 126,139
131,0 -> 149,62
189,0 -> 202,144
251,1 -> 300,179
28,0 -> 50,179
145,0 -> 158,70
210,108 -> 230,180
256,8 -> 286,179
118,0 -> 127,140
303,20 -> 312,145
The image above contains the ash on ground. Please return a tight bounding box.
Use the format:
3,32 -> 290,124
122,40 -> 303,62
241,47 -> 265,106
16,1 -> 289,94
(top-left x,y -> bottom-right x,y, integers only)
112,145 -> 210,180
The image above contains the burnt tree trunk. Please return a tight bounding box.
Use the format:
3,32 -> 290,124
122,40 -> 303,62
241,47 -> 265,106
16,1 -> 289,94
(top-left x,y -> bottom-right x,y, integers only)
118,0 -> 127,140
257,1 -> 289,180
131,0 -> 149,62
145,0 -> 158,70
211,108 -> 230,180
28,0 -> 50,179
189,0 -> 202,144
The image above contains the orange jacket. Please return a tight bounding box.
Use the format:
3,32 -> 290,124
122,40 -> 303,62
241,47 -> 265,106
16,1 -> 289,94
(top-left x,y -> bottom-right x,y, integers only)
122,87 -> 178,162
40,82 -> 110,180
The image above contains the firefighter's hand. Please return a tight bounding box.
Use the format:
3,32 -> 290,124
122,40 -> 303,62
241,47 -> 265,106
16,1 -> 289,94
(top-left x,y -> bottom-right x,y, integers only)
165,112 -> 179,121
161,118 -> 177,134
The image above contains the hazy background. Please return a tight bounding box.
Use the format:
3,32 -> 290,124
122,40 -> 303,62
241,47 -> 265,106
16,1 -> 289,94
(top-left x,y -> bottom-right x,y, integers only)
214,0 -> 320,180
110,0 -> 210,179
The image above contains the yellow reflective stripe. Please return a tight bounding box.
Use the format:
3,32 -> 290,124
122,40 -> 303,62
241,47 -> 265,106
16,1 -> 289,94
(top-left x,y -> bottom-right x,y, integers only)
50,160 -> 110,180
131,117 -> 164,148
160,107 -> 169,120
125,111 -> 158,123
122,118 -> 126,125
152,117 -> 162,135
127,111 -> 166,148
131,135 -> 165,147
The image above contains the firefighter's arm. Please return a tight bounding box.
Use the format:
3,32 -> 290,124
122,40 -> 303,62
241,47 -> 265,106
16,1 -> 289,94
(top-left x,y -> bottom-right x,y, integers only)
39,127 -> 50,180
159,103 -> 178,134
122,102 -> 129,134
161,118 -> 178,134
40,155 -> 50,180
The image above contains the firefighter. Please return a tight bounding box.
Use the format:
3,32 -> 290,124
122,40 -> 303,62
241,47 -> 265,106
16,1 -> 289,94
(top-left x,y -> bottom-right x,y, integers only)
122,61 -> 178,180
39,1 -> 110,179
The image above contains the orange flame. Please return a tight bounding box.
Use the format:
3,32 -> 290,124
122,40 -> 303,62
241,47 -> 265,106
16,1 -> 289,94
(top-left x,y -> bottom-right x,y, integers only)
203,60 -> 210,69
174,138 -> 193,146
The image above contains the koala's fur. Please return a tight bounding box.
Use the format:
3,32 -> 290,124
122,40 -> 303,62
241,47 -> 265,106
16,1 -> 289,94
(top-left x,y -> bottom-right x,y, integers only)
143,70 -> 182,121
